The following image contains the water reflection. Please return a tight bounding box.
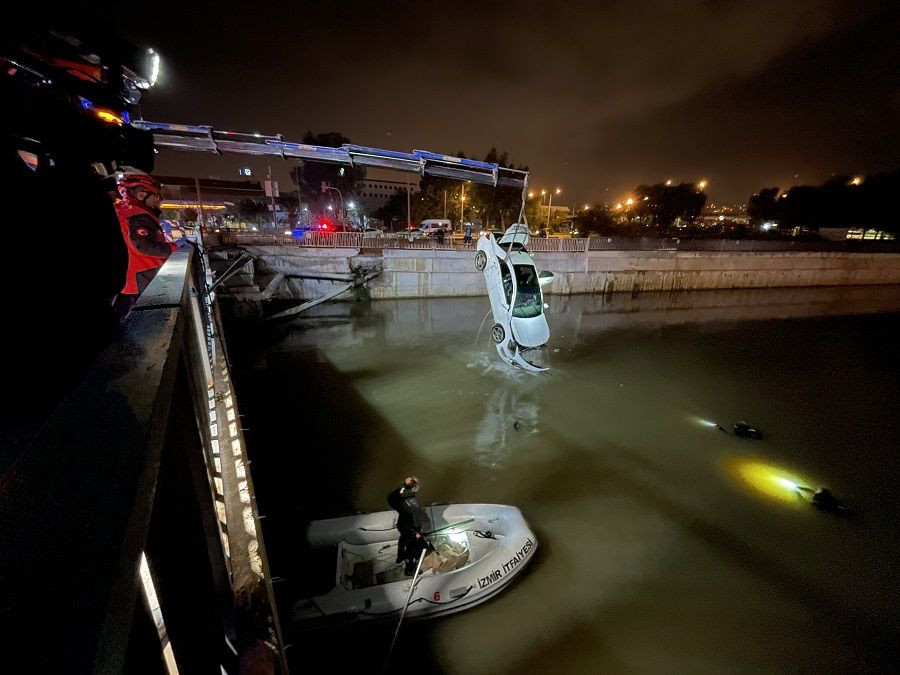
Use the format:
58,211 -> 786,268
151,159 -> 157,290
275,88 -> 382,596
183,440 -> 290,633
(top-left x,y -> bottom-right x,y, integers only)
473,381 -> 541,472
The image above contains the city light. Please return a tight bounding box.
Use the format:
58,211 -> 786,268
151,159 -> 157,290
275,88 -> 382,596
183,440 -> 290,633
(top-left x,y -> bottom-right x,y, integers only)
555,188 -> 562,194
850,176 -> 863,186
528,192 -> 534,198
160,201 -> 227,210
625,197 -> 634,206
615,202 -> 623,210
665,179 -> 672,186
698,179 -> 708,191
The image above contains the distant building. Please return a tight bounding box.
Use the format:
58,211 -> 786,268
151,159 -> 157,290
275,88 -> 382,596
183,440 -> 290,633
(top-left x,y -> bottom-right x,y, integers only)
699,214 -> 750,226
156,175 -> 264,203
156,175 -> 282,229
356,178 -> 419,213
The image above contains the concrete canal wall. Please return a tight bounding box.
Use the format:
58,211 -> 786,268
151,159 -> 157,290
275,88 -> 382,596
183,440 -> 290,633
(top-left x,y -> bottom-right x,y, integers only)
215,246 -> 900,301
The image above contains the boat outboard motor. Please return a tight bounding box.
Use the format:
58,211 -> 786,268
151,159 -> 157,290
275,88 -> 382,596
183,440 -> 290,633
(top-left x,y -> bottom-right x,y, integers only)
733,421 -> 763,439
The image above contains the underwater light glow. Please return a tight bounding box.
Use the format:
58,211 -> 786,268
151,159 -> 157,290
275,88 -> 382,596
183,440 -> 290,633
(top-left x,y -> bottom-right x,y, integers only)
726,457 -> 815,505
777,477 -> 798,490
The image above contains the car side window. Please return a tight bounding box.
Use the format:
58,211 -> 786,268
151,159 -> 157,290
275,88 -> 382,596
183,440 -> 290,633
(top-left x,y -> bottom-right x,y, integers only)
498,258 -> 513,304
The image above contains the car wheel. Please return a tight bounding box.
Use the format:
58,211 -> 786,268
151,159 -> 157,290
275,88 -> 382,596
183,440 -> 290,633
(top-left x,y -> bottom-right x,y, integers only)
475,251 -> 487,271
491,323 -> 505,344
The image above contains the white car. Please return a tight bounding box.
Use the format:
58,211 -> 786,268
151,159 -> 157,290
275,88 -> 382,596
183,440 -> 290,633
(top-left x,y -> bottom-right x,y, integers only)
361,227 -> 383,237
475,224 -> 554,372
420,219 -> 453,235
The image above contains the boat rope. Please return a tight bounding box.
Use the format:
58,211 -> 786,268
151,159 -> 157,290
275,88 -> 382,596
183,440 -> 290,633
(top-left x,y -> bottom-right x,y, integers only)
472,530 -> 496,539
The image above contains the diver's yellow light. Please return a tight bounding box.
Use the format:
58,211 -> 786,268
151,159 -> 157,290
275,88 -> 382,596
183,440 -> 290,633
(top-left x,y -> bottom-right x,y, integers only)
727,457 -> 815,505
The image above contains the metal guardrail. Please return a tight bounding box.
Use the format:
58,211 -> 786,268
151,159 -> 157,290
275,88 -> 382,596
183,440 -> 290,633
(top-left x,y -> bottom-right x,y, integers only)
218,231 -> 900,253
0,248 -> 285,673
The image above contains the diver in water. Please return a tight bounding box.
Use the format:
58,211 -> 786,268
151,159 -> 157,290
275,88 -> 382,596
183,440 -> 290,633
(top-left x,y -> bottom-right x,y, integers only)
733,421 -> 763,439
795,485 -> 851,516
811,487 -> 849,514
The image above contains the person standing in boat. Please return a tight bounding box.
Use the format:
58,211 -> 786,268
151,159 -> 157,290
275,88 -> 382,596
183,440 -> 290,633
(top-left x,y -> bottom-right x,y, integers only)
387,476 -> 428,575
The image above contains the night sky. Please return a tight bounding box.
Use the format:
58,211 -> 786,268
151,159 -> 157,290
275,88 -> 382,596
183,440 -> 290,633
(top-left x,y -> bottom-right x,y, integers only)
110,0 -> 899,205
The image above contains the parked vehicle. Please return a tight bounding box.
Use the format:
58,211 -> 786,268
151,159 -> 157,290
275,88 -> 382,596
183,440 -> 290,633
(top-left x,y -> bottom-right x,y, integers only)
420,219 -> 452,235
361,227 -> 383,237
475,224 -> 555,372
402,227 -> 428,241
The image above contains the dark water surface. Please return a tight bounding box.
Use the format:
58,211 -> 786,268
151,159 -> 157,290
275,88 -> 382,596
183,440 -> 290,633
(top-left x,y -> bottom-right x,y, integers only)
226,287 -> 900,674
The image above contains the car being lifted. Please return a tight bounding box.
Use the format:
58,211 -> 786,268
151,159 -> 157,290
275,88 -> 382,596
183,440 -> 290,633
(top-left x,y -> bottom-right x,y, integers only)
475,224 -> 554,372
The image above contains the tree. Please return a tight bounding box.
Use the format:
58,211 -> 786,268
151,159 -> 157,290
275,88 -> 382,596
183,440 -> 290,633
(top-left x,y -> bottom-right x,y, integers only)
469,149 -> 529,228
632,182 -> 707,231
375,188 -> 410,230
573,204 -> 619,235
289,131 -> 366,207
277,192 -> 299,222
236,197 -> 269,225
745,171 -> 900,232
746,187 -> 780,225
524,198 -> 542,231
373,147 -> 532,230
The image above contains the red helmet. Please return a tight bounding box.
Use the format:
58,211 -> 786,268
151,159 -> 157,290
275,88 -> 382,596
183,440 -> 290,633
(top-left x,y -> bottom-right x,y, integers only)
117,168 -> 160,198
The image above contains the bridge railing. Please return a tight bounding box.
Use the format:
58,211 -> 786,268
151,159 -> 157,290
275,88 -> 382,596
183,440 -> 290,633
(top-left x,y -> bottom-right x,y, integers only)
0,247 -> 285,673
218,231 -> 900,253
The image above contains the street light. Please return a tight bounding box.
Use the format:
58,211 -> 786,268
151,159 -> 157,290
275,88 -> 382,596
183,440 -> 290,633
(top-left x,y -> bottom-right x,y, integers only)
547,188 -> 561,230
460,184 -> 466,227
697,179 -> 708,191
321,184 -> 345,222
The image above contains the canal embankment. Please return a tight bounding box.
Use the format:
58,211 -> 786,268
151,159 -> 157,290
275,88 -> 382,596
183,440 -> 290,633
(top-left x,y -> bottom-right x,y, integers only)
209,245 -> 900,302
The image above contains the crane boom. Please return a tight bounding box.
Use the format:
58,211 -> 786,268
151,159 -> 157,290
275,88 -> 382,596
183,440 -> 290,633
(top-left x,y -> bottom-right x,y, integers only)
132,120 -> 529,190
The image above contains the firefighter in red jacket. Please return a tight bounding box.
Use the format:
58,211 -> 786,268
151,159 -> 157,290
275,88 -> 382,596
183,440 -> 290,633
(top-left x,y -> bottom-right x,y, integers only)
115,169 -> 175,301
